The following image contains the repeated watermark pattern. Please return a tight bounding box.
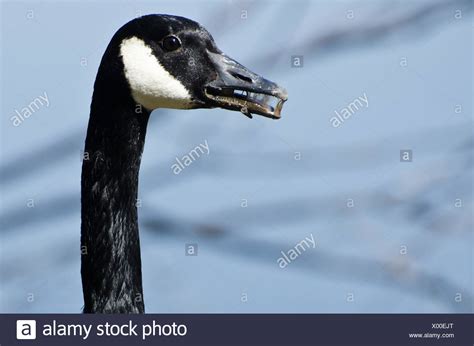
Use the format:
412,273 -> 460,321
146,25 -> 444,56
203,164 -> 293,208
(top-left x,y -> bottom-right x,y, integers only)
1,2 -> 471,319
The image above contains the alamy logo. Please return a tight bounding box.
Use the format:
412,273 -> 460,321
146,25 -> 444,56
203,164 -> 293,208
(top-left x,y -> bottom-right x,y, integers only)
16,320 -> 37,340
171,139 -> 210,175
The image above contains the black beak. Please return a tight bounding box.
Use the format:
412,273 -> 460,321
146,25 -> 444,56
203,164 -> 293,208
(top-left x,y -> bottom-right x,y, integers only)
203,51 -> 288,119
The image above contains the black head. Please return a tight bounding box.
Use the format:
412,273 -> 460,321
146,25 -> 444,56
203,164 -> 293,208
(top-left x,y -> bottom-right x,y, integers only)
105,14 -> 288,119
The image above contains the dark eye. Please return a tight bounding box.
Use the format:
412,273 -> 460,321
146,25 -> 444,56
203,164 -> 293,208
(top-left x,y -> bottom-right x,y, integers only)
162,35 -> 181,52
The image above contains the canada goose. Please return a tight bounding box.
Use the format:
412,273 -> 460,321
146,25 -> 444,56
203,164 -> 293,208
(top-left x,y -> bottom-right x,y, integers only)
81,14 -> 288,313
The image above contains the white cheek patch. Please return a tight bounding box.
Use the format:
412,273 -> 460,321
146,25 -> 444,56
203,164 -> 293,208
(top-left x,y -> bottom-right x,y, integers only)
119,37 -> 192,110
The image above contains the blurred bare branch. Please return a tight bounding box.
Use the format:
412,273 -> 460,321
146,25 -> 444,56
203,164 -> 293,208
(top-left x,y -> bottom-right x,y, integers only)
142,214 -> 472,312
256,0 -> 473,66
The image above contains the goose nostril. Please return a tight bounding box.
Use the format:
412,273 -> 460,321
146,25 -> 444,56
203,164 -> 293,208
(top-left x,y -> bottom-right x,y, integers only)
230,72 -> 253,84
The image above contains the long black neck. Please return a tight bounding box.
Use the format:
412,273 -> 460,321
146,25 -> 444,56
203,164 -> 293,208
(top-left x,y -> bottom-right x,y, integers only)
81,53 -> 151,313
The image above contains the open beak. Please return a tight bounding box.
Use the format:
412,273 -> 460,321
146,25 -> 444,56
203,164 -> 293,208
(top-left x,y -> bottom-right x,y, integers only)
203,51 -> 288,119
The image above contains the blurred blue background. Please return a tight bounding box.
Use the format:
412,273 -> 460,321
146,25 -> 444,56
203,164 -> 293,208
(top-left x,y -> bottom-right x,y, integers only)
0,0 -> 472,313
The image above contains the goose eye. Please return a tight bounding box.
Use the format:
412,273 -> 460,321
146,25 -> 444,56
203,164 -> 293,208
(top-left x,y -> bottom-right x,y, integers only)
162,35 -> 181,51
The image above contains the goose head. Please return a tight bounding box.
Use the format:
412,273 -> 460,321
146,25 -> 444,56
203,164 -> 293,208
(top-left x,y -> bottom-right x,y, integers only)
112,14 -> 288,119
